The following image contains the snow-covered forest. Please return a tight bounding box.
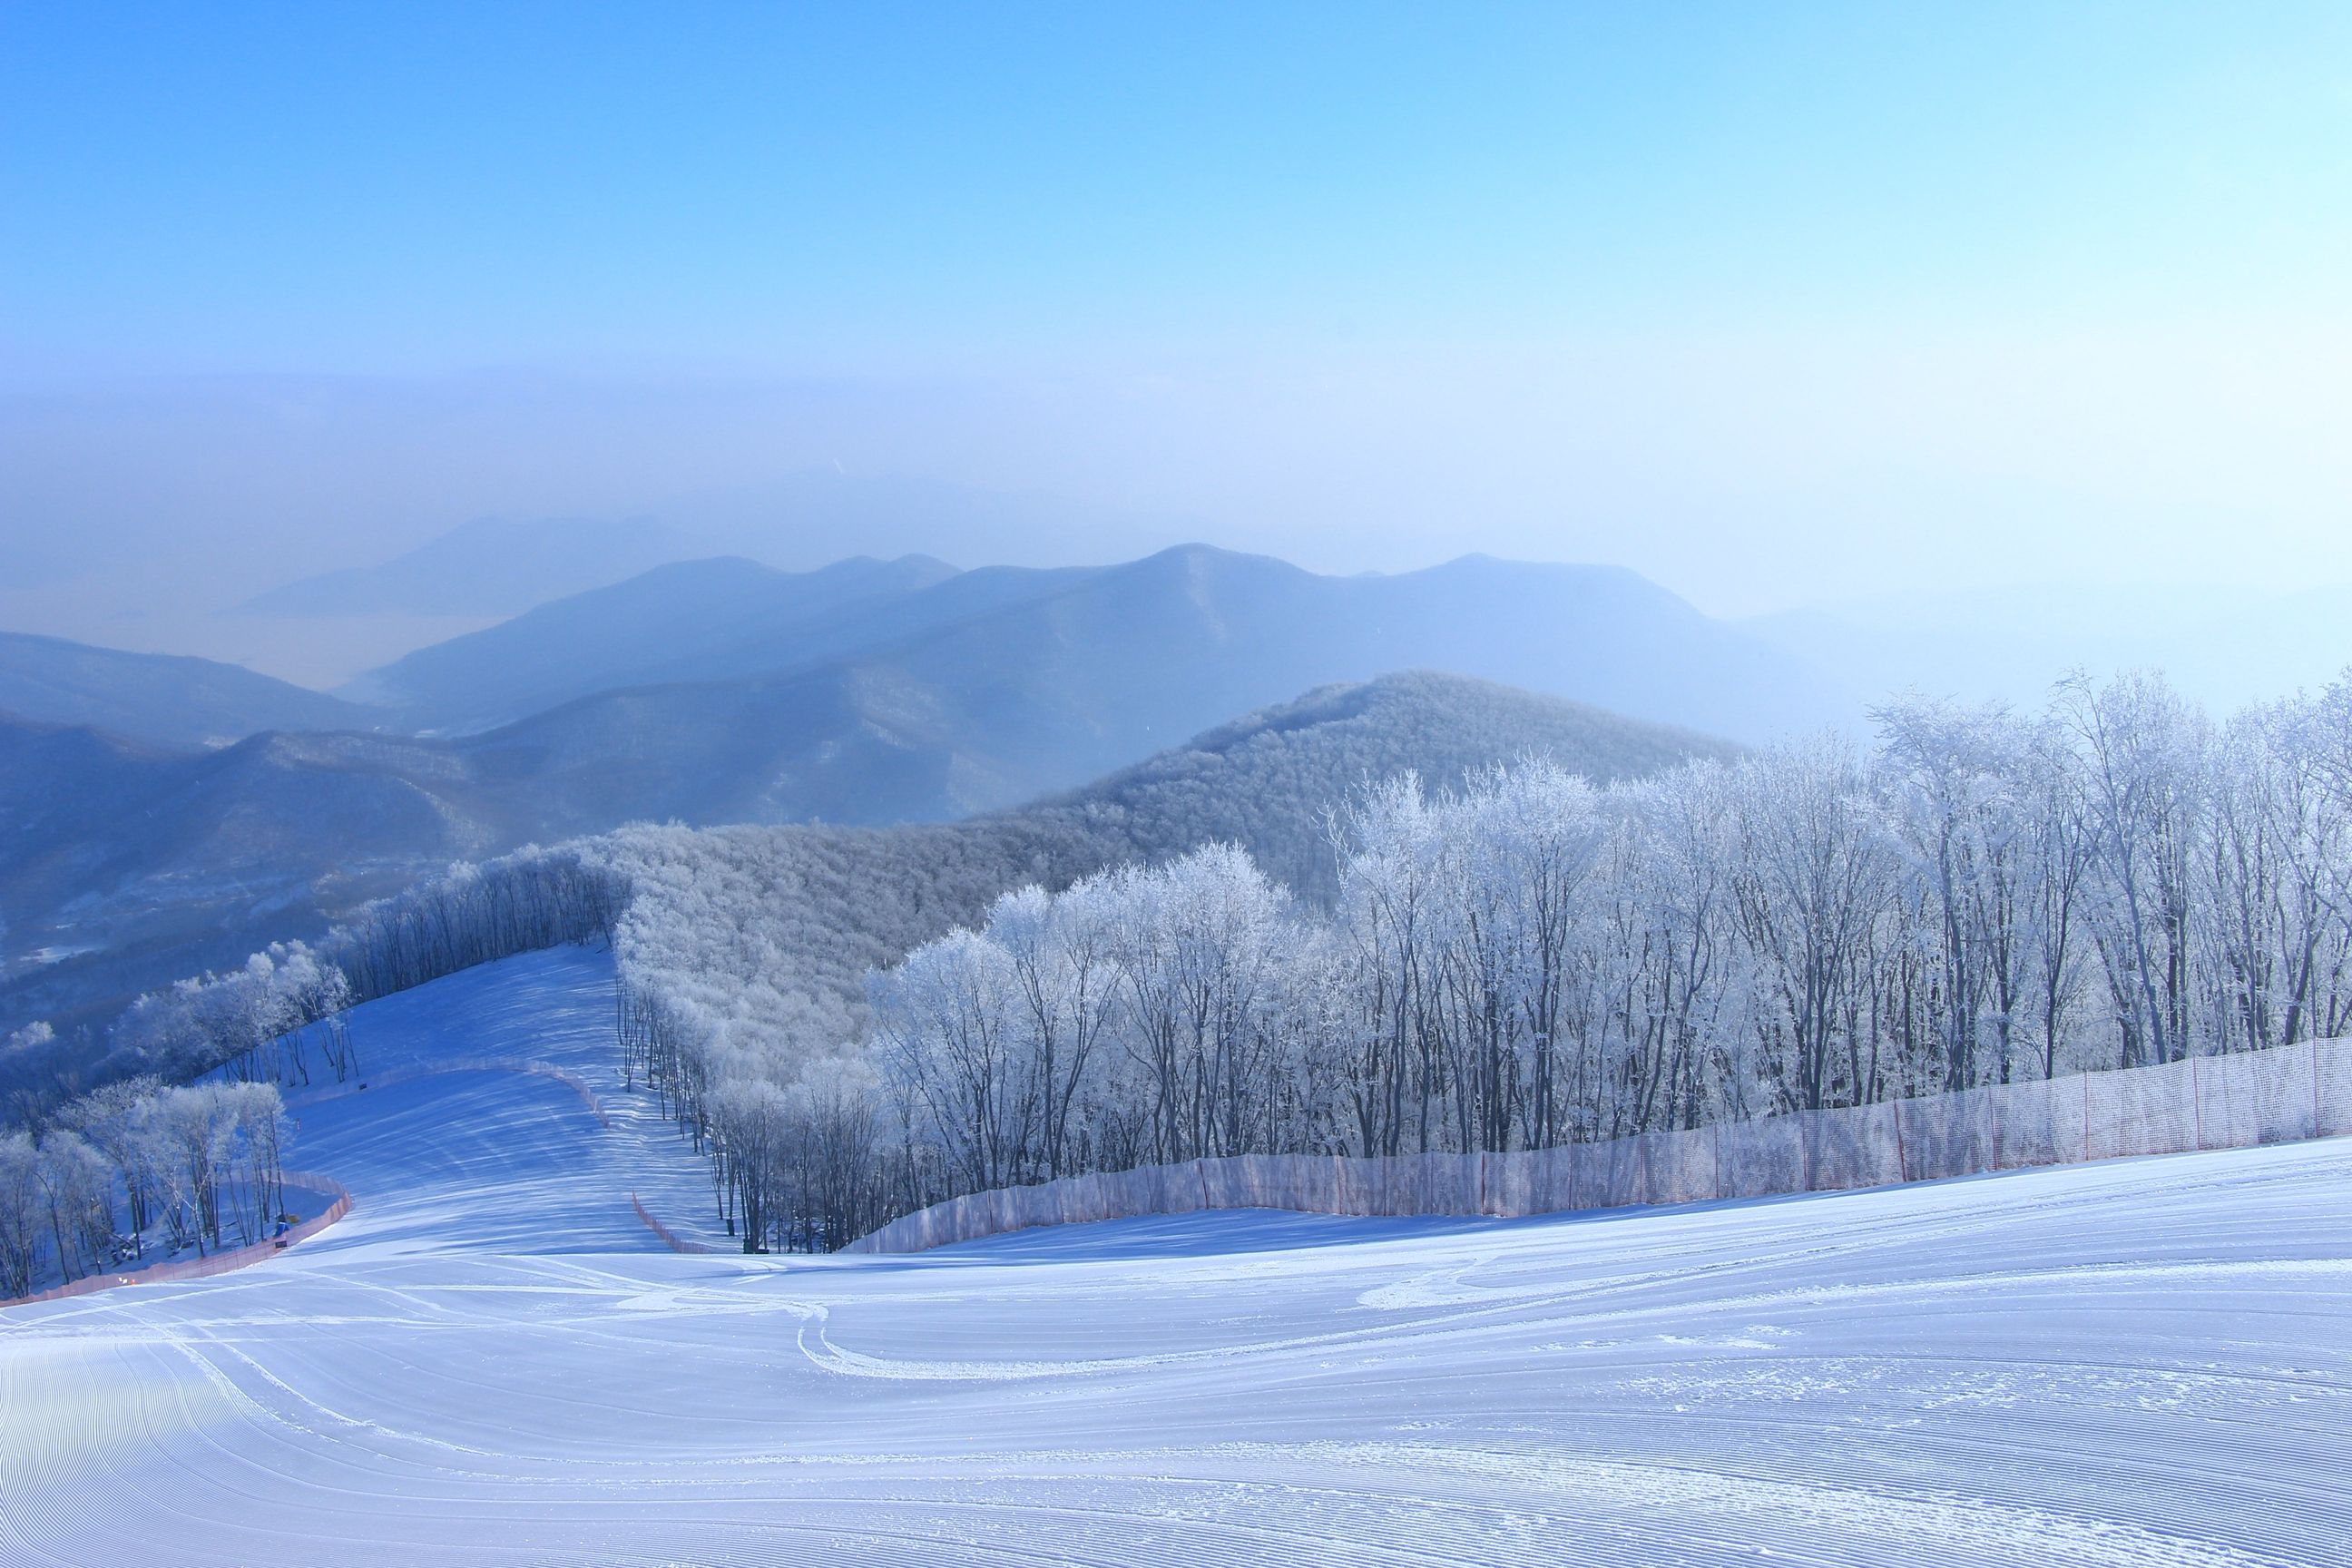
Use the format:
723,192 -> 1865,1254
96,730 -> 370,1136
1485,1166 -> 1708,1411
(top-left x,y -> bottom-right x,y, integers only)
613,673 -> 2352,1250
0,1078 -> 288,1297
7,671 -> 2349,1266
1,848 -> 622,1117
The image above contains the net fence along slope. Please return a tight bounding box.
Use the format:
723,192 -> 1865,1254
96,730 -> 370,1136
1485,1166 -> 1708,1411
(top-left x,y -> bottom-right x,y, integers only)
848,1038 -> 2352,1253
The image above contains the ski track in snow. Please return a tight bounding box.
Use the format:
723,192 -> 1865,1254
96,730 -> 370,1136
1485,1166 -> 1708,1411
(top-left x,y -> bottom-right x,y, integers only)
4,946 -> 2349,1566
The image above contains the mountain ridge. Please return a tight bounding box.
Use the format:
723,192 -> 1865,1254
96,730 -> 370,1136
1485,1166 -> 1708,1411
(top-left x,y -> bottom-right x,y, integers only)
359,542 -> 1853,746
0,630 -> 382,750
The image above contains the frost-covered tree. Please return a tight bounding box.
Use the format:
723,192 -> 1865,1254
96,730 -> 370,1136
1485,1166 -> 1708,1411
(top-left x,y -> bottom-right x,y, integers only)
814,670 -> 2352,1243
36,1132 -> 113,1283
0,1132 -> 44,1297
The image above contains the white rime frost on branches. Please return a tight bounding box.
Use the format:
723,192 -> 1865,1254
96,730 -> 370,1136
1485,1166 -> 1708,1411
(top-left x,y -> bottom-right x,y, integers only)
611,671 -> 2352,1252
14,671 -> 2347,1260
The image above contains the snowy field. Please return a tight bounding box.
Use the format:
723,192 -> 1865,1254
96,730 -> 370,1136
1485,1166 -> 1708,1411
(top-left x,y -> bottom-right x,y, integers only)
5,948 -> 2350,1566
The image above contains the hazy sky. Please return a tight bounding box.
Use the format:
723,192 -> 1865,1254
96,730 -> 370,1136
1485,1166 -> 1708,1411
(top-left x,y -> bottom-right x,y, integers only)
5,2 -> 2350,654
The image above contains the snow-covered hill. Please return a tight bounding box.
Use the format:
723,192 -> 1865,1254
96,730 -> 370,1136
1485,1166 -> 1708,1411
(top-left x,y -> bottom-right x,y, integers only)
4,948 -> 2347,1565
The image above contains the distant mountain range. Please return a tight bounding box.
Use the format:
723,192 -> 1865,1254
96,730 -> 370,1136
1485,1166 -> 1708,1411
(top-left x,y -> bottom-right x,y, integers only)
0,630 -> 380,750
342,553 -> 966,720
358,543 -> 1852,746
236,515 -> 710,621
236,472 -> 1183,627
9,542 -> 1849,760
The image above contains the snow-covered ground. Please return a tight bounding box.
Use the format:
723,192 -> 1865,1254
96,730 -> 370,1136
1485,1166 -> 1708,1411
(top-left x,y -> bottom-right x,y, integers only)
5,947 -> 2349,1566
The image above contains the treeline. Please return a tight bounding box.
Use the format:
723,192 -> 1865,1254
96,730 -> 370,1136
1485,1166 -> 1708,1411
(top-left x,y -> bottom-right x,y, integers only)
604,818 -> 1116,1250
631,672 -> 2352,1250
0,1078 -> 285,1298
602,673 -> 1725,1249
1,848 -> 623,1123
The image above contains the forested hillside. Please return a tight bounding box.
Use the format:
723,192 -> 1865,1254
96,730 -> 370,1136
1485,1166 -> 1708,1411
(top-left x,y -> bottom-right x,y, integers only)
1023,671 -> 1738,897
1,662 -> 1724,1044
598,672 -> 1732,1076
0,716 -> 504,1040
1,674 -> 1717,1112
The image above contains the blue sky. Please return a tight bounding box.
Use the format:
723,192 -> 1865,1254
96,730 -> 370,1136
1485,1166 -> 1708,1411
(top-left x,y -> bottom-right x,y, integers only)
3,2 -> 2349,662
8,2 -> 2346,372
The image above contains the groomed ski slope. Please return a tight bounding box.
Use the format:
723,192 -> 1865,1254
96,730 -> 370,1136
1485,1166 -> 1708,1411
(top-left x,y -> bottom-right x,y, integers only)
5,947 -> 2349,1567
